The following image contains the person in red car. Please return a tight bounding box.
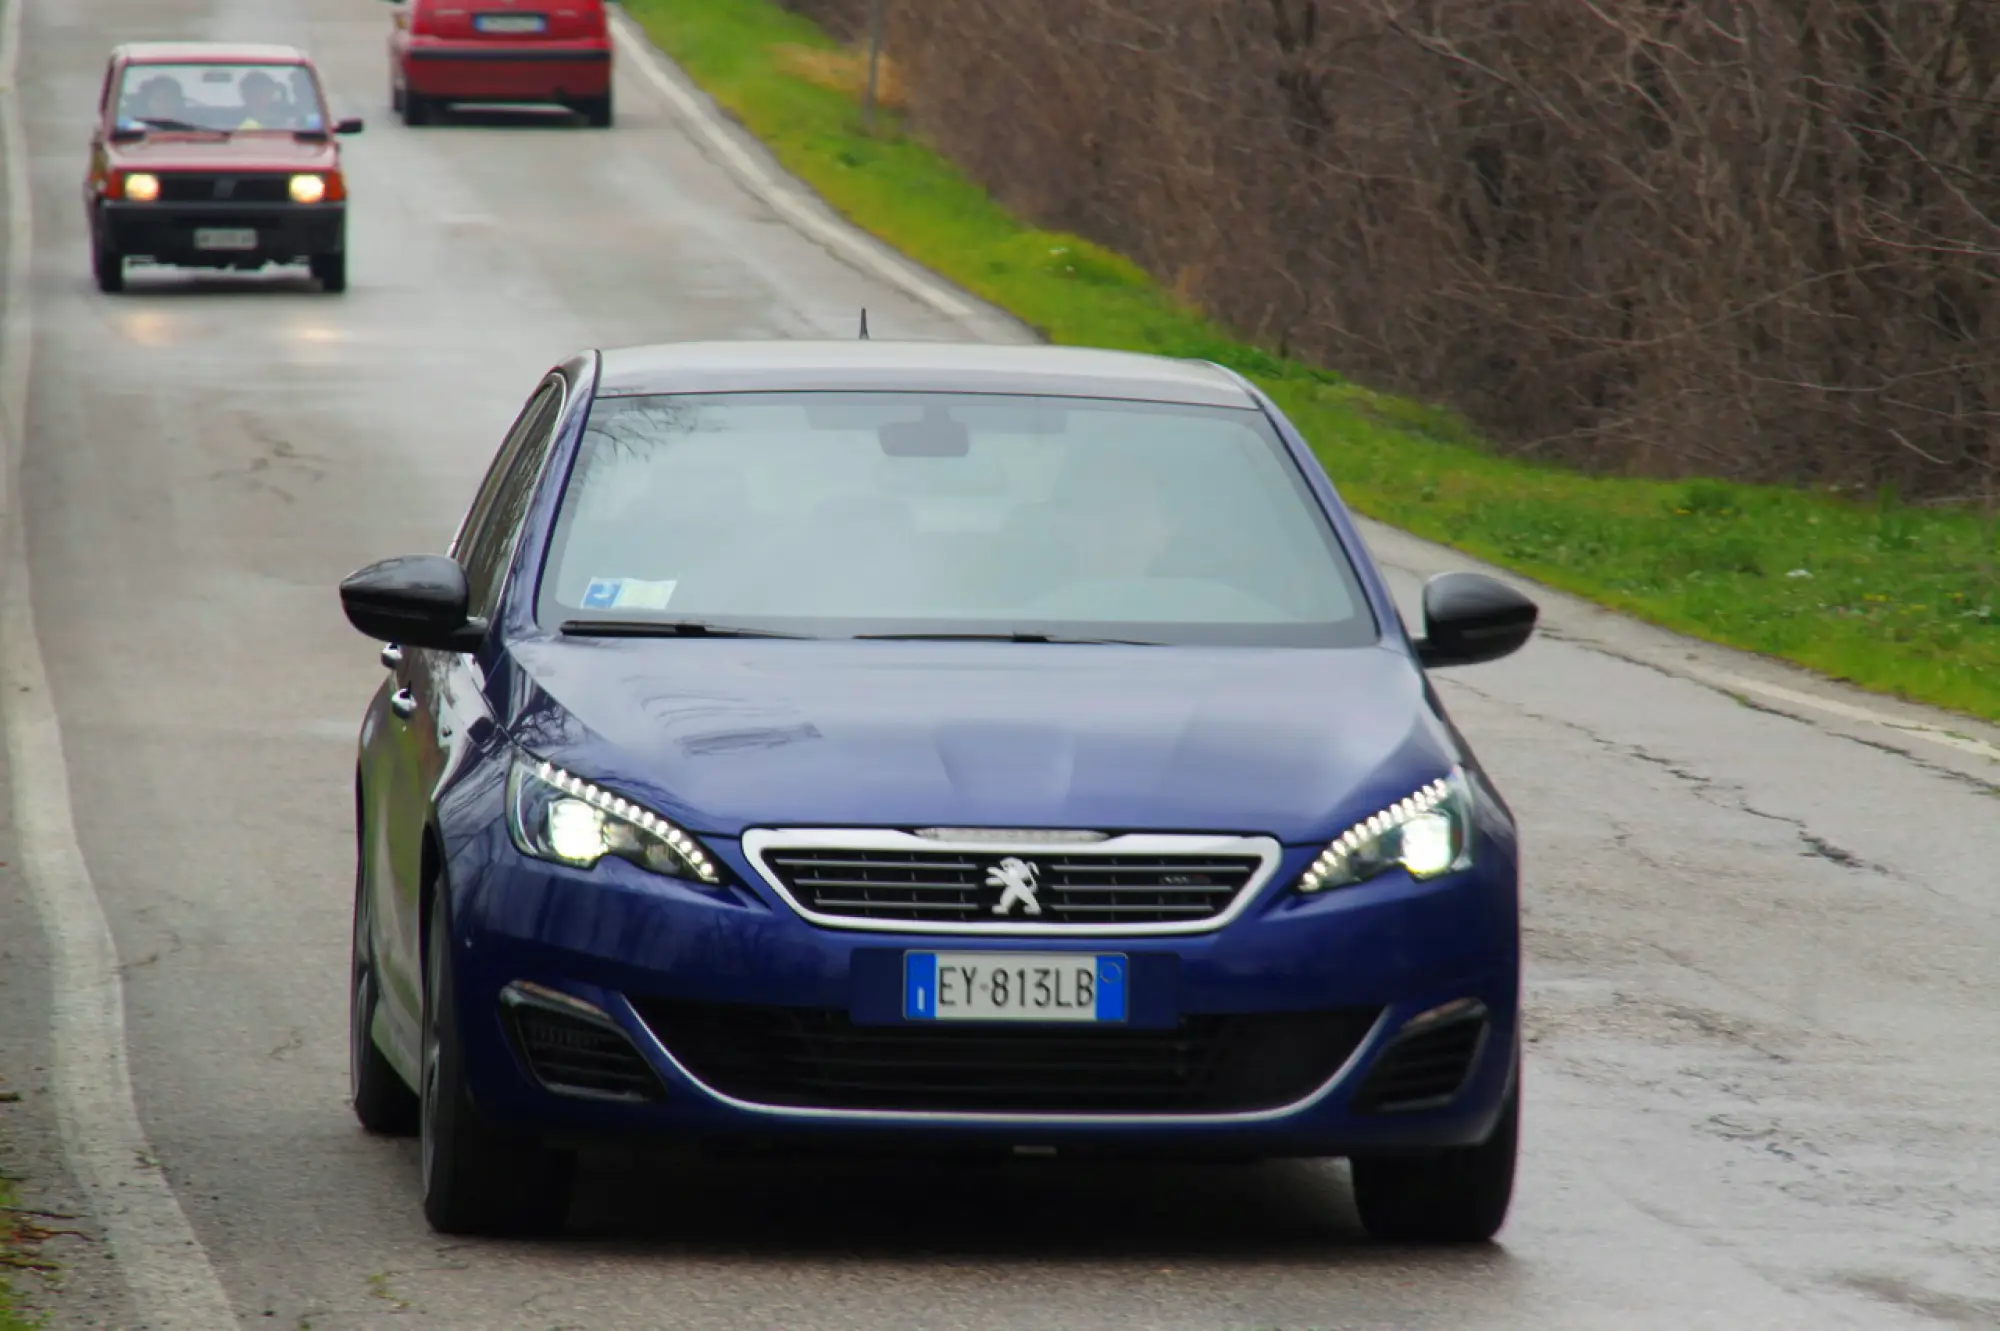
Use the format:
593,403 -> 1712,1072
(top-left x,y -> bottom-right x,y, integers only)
233,70 -> 299,130
132,75 -> 188,125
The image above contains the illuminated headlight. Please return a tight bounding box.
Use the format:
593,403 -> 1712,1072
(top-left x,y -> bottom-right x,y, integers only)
288,173 -> 328,204
123,172 -> 161,202
1297,769 -> 1474,893
506,757 -> 722,885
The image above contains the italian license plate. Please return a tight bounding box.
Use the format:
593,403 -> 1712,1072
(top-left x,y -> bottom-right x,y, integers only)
904,952 -> 1127,1023
193,228 -> 257,251
474,12 -> 548,32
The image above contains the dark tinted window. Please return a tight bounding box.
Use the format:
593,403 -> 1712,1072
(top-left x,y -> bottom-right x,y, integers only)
538,391 -> 1377,648
457,381 -> 564,621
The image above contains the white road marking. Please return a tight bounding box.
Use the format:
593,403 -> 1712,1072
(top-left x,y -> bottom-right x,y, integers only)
606,8 -> 978,321
1691,668 -> 2000,763
0,0 -> 243,1326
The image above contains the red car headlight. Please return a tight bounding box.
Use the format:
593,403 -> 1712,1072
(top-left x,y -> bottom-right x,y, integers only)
118,171 -> 161,202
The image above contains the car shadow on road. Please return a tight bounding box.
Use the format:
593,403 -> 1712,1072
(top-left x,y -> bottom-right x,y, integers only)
414,105 -> 592,131
105,268 -> 326,297
552,1146 -> 1517,1269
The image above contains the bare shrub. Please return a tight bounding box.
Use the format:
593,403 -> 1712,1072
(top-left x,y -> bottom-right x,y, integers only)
777,0 -> 872,43
771,0 -> 2000,496
775,44 -> 909,109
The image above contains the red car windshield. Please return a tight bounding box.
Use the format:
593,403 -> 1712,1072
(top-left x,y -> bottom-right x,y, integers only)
115,62 -> 327,134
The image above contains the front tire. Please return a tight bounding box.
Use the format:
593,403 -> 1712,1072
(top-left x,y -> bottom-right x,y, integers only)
402,91 -> 431,127
577,93 -> 612,129
419,888 -> 575,1236
1350,1073 -> 1519,1244
350,845 -> 419,1136
310,252 -> 347,293
92,227 -> 124,294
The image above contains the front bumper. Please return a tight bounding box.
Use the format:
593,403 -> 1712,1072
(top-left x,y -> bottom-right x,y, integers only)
401,39 -> 611,102
445,829 -> 1521,1157
100,201 -> 345,265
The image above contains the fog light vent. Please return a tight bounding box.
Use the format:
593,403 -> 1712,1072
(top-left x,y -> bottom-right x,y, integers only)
501,983 -> 664,1102
1352,1001 -> 1488,1113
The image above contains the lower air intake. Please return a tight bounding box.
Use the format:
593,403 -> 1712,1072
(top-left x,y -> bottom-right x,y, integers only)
630,1000 -> 1382,1115
505,1003 -> 664,1102
1351,1008 -> 1488,1112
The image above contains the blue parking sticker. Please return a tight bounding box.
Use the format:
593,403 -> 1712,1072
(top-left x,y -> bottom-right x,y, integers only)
581,577 -> 622,609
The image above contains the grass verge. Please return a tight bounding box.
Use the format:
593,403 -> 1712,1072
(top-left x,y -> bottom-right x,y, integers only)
623,0 -> 2000,724
0,1168 -> 40,1331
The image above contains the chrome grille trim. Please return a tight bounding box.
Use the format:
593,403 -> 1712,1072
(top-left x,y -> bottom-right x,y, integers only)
742,828 -> 1284,936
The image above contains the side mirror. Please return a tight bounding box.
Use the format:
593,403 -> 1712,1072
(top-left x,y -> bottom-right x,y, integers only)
339,555 -> 487,652
1413,571 -> 1537,668
335,116 -> 364,135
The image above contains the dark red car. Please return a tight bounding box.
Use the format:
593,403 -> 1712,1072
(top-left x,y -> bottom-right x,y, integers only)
84,43 -> 363,294
389,0 -> 613,127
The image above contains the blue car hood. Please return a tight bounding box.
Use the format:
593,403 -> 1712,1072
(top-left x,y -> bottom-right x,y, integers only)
499,640 -> 1458,843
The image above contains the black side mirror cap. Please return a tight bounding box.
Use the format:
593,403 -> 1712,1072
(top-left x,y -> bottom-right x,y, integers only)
340,554 -> 487,652
335,116 -> 364,135
1413,571 -> 1538,668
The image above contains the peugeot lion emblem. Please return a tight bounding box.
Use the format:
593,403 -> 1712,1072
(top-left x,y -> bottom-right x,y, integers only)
985,856 -> 1042,916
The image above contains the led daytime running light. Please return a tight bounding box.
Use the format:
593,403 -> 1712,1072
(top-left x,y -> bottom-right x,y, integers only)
1298,774 -> 1462,893
530,759 -> 721,884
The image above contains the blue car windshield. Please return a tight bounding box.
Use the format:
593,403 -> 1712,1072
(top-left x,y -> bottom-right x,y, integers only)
537,391 -> 1379,647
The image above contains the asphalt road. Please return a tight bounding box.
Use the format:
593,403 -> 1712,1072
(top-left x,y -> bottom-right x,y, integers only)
2,0 -> 1998,1328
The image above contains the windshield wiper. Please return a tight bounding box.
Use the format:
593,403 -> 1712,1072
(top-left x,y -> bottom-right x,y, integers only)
559,618 -> 811,640
135,117 -> 230,135
854,631 -> 1161,646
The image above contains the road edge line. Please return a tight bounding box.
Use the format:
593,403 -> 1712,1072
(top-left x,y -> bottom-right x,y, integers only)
606,7 -> 983,323
0,1 -> 244,1326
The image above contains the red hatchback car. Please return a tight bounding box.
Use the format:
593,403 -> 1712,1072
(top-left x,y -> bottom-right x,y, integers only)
389,0 -> 613,127
84,43 -> 363,294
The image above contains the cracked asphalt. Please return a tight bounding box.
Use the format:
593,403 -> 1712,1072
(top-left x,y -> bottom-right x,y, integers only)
2,0 -> 1998,1326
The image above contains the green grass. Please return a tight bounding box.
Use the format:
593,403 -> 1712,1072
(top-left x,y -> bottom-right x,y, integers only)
622,0 -> 2000,723
0,1169 -> 39,1331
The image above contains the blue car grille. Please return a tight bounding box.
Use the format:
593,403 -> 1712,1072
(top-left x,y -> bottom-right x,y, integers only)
632,999 -> 1382,1115
763,850 -> 1262,925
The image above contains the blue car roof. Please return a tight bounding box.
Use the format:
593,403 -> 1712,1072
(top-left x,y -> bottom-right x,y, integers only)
591,340 -> 1260,409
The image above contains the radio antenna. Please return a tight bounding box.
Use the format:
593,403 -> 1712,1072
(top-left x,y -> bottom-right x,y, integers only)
858,308 -> 870,340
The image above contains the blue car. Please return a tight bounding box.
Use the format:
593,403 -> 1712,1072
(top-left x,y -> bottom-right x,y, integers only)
339,340 -> 1538,1242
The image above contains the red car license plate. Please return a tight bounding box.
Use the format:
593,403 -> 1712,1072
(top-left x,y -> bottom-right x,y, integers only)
473,13 -> 547,33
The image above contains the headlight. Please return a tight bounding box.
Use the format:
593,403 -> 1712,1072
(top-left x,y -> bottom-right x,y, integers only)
122,172 -> 160,202
1297,769 -> 1473,893
506,757 -> 722,885
288,173 -> 327,204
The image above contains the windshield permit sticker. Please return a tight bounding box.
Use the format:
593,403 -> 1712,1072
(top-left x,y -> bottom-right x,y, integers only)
580,578 -> 678,612
581,577 -> 624,610
612,579 -> 679,611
